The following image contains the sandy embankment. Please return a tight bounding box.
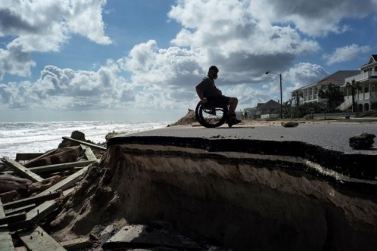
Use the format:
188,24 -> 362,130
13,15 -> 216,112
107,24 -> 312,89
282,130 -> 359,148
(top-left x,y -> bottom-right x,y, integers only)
51,138 -> 377,250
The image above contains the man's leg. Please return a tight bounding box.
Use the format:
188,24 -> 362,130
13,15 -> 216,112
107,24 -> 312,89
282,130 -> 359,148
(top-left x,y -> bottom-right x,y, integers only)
228,97 -> 238,115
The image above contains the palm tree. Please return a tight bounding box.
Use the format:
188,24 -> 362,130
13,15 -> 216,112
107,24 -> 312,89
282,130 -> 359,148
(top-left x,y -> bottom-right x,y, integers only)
318,83 -> 344,112
346,80 -> 361,112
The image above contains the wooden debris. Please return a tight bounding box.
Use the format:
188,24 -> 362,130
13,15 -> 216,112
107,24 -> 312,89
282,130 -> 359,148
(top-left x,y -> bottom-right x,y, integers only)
40,165 -> 90,196
62,136 -> 106,151
0,190 -> 20,204
0,212 -> 26,226
25,188 -> 73,225
3,191 -> 61,210
4,204 -> 36,216
14,247 -> 27,251
1,157 -> 44,183
60,237 -> 92,250
81,144 -> 98,161
19,226 -> 66,251
0,174 -> 32,193
23,149 -> 56,166
15,153 -> 43,162
29,160 -> 95,174
0,198 -> 15,251
103,224 -> 200,250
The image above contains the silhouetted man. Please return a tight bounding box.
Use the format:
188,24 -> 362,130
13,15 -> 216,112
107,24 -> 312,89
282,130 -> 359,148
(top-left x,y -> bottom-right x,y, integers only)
196,65 -> 241,126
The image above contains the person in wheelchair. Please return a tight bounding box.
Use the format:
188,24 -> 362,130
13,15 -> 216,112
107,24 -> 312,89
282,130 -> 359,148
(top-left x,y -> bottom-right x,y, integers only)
195,65 -> 241,126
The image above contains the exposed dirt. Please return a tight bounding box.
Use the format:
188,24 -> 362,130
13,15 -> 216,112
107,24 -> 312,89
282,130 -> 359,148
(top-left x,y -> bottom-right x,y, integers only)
51,143 -> 377,250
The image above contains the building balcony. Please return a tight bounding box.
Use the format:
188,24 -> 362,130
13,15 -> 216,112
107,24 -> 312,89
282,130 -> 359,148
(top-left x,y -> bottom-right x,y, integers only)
345,71 -> 377,83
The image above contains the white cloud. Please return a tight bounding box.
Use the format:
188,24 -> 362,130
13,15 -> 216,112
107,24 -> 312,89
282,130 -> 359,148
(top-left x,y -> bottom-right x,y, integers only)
120,40 -> 203,88
283,63 -> 328,97
0,61 -> 133,110
2,0 -> 374,116
251,0 -> 377,36
0,45 -> 35,79
323,44 -> 371,65
168,0 -> 319,82
0,0 -> 111,79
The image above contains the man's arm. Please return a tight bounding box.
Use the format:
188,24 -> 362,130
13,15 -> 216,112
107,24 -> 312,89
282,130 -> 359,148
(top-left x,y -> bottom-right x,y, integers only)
196,85 -> 204,100
196,80 -> 206,100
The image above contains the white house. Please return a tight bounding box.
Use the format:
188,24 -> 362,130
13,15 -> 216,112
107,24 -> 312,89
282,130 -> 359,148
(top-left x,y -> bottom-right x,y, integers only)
341,55 -> 377,112
293,70 -> 359,106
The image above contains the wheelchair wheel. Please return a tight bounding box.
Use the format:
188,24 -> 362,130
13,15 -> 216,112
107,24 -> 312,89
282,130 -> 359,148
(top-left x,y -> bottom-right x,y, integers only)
195,101 -> 228,128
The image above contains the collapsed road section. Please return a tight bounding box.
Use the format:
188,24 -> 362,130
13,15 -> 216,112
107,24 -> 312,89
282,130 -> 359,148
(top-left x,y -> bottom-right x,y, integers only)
52,132 -> 377,251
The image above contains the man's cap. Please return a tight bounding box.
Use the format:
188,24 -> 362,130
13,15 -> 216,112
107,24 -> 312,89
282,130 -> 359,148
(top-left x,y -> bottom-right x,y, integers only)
209,65 -> 219,72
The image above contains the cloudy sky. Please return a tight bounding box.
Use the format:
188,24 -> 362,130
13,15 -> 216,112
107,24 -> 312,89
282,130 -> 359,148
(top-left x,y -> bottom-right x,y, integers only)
0,0 -> 376,122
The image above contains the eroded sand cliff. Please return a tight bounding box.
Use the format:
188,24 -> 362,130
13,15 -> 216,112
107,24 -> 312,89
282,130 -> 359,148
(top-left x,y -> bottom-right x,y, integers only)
52,141 -> 377,250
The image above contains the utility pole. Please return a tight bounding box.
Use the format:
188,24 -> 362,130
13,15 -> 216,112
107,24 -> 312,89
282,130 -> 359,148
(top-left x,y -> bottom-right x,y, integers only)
279,73 -> 283,119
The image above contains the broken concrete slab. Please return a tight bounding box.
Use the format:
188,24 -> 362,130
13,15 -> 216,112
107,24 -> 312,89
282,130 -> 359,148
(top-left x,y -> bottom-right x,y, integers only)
349,133 -> 376,150
281,121 -> 299,127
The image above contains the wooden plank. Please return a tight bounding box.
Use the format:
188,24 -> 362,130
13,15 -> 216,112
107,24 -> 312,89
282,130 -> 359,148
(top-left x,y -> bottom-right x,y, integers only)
0,212 -> 26,225
0,198 -> 15,251
80,144 -> 98,161
60,237 -> 92,250
15,153 -> 43,162
62,136 -> 106,151
3,191 -> 61,210
1,157 -> 44,182
0,190 -> 19,204
29,160 -> 95,174
5,204 -> 36,216
19,226 -> 66,251
25,188 -> 74,225
39,165 -> 90,196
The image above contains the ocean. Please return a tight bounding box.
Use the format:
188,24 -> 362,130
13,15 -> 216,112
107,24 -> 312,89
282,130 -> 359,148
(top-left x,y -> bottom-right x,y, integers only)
0,121 -> 168,159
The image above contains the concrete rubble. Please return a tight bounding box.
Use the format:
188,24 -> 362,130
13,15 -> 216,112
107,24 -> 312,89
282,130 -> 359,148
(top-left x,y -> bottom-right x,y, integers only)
349,133 -> 376,150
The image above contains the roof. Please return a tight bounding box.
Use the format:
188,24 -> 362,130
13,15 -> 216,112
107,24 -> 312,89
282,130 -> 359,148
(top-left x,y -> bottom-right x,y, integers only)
293,70 -> 360,93
256,99 -> 280,114
318,70 -> 360,85
361,55 -> 377,68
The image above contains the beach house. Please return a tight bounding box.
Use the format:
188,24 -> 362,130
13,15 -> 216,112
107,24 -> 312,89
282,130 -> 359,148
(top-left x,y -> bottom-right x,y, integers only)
292,70 -> 359,106
340,55 -> 377,112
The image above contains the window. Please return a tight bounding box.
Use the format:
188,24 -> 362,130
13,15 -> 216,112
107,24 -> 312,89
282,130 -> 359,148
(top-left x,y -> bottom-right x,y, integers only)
365,86 -> 369,93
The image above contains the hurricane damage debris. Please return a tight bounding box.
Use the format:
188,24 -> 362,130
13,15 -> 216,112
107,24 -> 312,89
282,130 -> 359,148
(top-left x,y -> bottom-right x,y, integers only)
0,131 -> 104,250
349,132 -> 376,150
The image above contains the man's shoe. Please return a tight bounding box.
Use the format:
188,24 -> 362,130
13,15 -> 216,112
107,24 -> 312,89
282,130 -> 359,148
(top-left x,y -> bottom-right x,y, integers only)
227,117 -> 241,127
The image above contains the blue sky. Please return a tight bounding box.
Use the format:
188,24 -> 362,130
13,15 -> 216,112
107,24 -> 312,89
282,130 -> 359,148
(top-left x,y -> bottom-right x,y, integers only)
0,0 -> 376,122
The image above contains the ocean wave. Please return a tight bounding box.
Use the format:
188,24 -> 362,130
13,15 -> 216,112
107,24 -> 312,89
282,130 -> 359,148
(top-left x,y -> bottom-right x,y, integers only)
0,121 -> 168,159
